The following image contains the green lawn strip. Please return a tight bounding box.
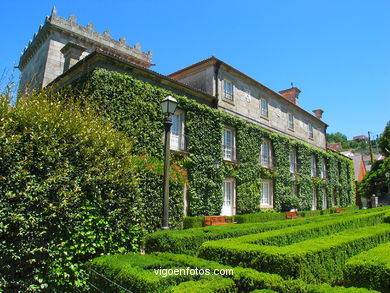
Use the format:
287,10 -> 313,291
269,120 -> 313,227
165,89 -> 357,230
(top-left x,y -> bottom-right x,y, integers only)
198,224 -> 390,284
87,252 -> 377,293
343,241 -> 390,292
213,210 -> 387,247
145,208 -> 383,255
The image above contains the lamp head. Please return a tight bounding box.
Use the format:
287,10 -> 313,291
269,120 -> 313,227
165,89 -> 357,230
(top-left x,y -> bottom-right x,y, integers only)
161,95 -> 178,116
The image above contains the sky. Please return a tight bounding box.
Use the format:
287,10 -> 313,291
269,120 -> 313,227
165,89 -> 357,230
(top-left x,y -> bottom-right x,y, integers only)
0,0 -> 389,140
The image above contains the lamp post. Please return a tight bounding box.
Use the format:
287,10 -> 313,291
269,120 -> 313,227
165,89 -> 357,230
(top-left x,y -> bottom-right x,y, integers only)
160,96 -> 178,230
386,172 -> 390,197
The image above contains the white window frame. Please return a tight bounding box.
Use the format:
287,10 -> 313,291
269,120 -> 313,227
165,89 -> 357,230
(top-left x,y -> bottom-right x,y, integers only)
311,154 -> 317,177
260,179 -> 273,208
223,80 -> 233,101
312,188 -> 317,210
322,187 -> 327,210
288,112 -> 294,130
170,109 -> 185,151
223,127 -> 236,161
320,158 -> 326,179
290,148 -> 297,174
260,139 -> 273,169
308,123 -> 314,139
260,98 -> 268,117
221,178 -> 236,216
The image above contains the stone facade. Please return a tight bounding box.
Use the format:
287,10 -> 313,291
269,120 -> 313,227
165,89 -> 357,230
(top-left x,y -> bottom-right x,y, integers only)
18,7 -> 152,92
169,58 -> 327,149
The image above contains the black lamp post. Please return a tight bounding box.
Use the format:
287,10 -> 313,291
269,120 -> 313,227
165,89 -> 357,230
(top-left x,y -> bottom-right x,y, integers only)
160,95 -> 178,230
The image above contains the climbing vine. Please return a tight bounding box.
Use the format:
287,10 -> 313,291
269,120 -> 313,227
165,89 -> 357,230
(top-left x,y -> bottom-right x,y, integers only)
78,68 -> 355,216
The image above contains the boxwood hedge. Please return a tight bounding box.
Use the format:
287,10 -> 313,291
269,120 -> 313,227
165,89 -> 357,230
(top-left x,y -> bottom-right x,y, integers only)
343,241 -> 390,292
198,224 -> 390,283
87,252 -> 376,293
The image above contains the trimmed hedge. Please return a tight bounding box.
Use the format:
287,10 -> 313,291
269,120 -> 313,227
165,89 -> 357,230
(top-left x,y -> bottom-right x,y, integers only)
183,216 -> 205,229
343,241 -> 390,292
145,208 -> 387,255
87,252 -> 376,293
163,278 -> 236,293
198,224 -> 390,283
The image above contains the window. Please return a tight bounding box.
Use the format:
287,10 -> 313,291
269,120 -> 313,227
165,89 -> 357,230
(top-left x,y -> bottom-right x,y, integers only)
223,127 -> 235,161
311,155 -> 317,177
288,113 -> 294,130
312,188 -> 317,210
320,158 -> 326,179
223,80 -> 233,101
322,187 -> 327,209
308,123 -> 314,139
170,110 -> 185,151
292,184 -> 299,197
260,98 -> 268,117
261,180 -> 273,207
290,148 -> 297,174
221,178 -> 235,216
260,139 -> 273,168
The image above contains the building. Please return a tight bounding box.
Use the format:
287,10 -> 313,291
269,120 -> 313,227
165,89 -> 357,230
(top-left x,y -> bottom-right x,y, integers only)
328,143 -> 342,151
353,135 -> 368,142
17,9 -> 355,216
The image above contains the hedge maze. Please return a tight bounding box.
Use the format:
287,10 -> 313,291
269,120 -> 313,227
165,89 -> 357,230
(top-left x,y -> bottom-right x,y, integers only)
89,207 -> 390,292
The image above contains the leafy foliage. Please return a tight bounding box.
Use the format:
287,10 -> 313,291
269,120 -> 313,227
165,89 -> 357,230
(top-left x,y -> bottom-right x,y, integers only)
378,121 -> 390,156
0,93 -> 184,291
343,241 -> 390,292
80,68 -> 355,216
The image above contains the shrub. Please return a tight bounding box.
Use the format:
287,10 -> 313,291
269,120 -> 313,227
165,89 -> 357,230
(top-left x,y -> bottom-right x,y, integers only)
183,216 -> 204,229
146,208 -> 387,255
0,93 -> 184,291
87,252 -> 375,293
199,221 -> 390,283
343,241 -> 390,292
163,278 -> 236,293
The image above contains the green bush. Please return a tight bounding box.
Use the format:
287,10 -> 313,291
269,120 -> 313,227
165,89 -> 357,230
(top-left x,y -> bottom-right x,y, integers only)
163,278 -> 236,293
0,94 -> 184,291
343,241 -> 390,292
146,208 -> 387,255
183,216 -> 205,229
199,221 -> 390,283
88,252 -> 376,293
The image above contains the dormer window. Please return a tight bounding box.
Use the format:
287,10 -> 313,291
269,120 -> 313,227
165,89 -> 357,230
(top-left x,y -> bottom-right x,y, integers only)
223,80 -> 233,101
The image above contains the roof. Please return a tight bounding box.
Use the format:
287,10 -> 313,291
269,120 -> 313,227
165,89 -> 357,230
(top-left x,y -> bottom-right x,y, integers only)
169,56 -> 328,127
47,49 -> 217,105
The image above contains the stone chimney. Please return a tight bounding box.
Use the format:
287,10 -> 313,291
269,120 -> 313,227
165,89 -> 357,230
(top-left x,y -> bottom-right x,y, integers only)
60,42 -> 86,72
312,109 -> 324,120
279,87 -> 301,105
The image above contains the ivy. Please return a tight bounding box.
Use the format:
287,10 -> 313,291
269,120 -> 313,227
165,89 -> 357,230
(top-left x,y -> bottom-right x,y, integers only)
80,68 -> 355,216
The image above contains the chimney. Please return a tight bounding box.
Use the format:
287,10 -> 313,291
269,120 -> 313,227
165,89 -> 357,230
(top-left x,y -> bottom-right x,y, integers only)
60,42 -> 86,72
312,109 -> 324,120
279,87 -> 301,105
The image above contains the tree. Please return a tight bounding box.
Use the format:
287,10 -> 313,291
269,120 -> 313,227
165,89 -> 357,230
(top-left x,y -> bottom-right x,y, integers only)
378,121 -> 390,156
327,132 -> 348,144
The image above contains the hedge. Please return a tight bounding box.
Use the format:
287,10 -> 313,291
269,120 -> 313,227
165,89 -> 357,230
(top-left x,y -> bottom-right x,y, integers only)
343,241 -> 390,292
183,216 -> 205,229
0,93 -> 184,291
198,223 -> 390,283
87,252 -> 376,293
163,278 -> 236,293
145,208 -> 387,255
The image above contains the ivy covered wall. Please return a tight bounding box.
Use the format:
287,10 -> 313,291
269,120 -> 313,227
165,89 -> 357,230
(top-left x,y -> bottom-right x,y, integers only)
78,68 -> 355,216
